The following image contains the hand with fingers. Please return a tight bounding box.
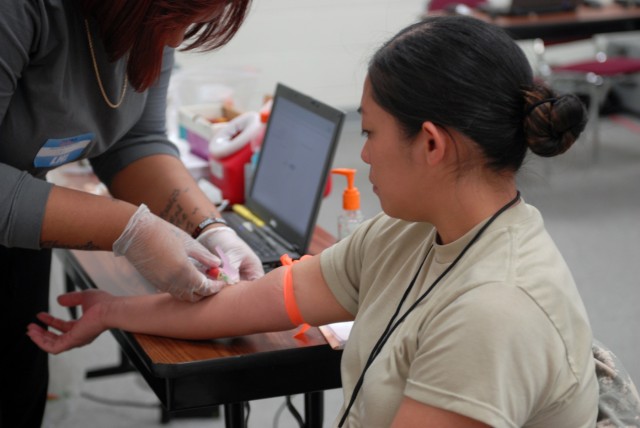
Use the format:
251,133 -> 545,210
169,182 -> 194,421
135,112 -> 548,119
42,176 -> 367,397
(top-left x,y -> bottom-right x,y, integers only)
197,226 -> 264,282
114,204 -> 227,302
26,290 -> 113,354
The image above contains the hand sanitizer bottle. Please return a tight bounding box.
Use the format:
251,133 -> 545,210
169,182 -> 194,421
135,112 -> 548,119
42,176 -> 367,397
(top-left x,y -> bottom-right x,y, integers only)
331,168 -> 364,240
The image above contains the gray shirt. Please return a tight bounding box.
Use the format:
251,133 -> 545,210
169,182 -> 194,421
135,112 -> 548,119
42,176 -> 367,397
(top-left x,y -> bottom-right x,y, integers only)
0,0 -> 179,249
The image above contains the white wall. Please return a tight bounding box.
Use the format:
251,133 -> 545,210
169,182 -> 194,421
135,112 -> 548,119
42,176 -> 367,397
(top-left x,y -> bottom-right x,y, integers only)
175,0 -> 426,112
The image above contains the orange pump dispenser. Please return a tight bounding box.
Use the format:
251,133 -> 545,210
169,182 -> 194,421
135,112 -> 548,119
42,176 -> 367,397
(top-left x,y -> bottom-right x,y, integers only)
331,168 -> 360,210
331,168 -> 364,240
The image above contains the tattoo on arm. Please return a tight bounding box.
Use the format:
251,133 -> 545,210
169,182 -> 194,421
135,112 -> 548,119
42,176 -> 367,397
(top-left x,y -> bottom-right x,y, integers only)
40,240 -> 100,250
158,188 -> 195,231
158,189 -> 180,221
158,187 -> 219,232
168,203 -> 186,228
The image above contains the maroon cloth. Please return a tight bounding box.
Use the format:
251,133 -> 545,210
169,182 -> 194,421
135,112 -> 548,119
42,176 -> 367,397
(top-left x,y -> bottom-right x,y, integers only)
427,0 -> 485,11
553,57 -> 640,76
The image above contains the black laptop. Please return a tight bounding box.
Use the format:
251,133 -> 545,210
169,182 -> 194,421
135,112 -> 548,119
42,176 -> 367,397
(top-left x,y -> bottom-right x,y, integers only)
222,83 -> 345,268
478,0 -> 579,16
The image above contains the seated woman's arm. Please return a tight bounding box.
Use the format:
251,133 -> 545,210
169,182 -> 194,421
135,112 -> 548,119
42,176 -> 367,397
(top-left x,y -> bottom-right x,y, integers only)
392,398 -> 490,428
28,255 -> 353,354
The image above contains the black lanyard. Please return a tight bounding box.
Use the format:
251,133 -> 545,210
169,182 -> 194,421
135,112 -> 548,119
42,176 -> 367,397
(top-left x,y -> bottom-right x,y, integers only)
338,191 -> 521,427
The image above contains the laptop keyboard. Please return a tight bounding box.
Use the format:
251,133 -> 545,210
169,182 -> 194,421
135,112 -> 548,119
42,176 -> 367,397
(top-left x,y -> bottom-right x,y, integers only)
222,212 -> 282,262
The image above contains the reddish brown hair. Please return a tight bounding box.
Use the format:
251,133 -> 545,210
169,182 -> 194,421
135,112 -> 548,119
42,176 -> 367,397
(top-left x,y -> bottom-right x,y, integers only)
77,0 -> 252,91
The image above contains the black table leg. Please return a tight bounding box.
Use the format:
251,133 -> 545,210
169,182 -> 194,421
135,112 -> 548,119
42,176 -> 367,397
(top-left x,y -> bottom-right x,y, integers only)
304,391 -> 324,428
85,349 -> 135,378
64,273 -> 78,319
224,402 -> 247,428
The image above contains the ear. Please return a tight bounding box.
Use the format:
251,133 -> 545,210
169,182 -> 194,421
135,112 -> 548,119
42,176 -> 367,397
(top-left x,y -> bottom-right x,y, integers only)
419,121 -> 448,166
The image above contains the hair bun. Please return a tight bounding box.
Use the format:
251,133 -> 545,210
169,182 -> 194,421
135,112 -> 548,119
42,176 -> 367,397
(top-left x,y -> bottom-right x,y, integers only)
523,86 -> 588,157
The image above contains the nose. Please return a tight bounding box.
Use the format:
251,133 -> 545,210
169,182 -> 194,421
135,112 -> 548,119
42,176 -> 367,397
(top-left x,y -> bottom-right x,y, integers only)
360,140 -> 370,165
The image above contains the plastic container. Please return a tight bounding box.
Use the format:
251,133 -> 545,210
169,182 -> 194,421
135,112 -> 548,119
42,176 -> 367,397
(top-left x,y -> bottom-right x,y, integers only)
250,99 -> 273,154
169,67 -> 259,111
331,168 -> 364,240
209,144 -> 253,204
208,112 -> 262,204
167,66 -> 259,145
177,103 -> 229,159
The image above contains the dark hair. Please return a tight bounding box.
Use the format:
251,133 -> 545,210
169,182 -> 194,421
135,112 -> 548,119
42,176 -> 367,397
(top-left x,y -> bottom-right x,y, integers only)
78,0 -> 251,91
367,16 -> 587,172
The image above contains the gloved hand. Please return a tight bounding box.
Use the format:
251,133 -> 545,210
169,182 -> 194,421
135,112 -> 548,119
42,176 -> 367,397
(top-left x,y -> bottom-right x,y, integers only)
113,204 -> 224,302
197,226 -> 264,282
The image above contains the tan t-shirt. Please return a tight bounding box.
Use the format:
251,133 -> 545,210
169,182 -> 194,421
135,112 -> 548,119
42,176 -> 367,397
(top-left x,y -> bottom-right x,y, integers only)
320,202 -> 598,428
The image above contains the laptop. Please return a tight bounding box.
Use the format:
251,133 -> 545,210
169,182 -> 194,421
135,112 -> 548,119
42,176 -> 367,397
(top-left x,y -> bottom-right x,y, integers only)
478,0 -> 579,16
222,83 -> 345,268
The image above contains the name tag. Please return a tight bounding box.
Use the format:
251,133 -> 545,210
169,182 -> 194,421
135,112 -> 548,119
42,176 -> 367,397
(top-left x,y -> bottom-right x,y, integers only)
33,133 -> 94,168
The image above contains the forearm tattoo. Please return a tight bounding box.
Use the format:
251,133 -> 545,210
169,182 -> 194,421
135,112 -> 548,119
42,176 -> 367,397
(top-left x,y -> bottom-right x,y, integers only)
161,189 -> 187,229
40,240 -> 100,250
158,187 -> 219,233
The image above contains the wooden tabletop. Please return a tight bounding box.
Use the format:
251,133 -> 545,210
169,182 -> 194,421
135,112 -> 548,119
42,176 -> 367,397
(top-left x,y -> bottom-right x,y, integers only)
58,228 -> 343,409
53,165 -> 343,411
62,226 -> 336,372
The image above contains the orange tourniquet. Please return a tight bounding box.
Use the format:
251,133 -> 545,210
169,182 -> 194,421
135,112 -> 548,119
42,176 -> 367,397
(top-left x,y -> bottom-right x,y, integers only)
280,254 -> 312,338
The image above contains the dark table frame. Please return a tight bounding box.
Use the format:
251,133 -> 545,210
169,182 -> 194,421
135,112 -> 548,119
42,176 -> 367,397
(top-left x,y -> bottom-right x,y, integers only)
58,247 -> 342,428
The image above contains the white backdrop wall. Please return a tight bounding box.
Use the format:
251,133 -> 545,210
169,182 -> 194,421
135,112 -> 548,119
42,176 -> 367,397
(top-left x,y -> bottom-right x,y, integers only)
173,0 -> 636,113
174,0 -> 426,112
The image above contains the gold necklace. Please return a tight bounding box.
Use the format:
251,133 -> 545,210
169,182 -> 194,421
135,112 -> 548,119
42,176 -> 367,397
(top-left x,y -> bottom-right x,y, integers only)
84,19 -> 128,109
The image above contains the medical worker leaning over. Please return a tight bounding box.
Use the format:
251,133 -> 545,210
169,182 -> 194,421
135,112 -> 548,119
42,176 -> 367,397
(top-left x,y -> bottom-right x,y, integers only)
28,16 -> 599,428
0,0 -> 263,426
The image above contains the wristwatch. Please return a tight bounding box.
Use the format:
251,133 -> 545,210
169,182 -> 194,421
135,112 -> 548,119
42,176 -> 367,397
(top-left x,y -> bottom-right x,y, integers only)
192,217 -> 227,239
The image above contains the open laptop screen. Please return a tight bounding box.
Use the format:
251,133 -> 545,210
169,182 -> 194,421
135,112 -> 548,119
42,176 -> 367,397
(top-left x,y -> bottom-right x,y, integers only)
246,84 -> 344,254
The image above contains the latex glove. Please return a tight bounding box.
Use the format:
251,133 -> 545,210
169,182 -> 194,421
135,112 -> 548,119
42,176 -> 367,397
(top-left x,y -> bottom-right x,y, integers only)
113,204 -> 223,302
27,290 -> 113,354
197,226 -> 264,282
